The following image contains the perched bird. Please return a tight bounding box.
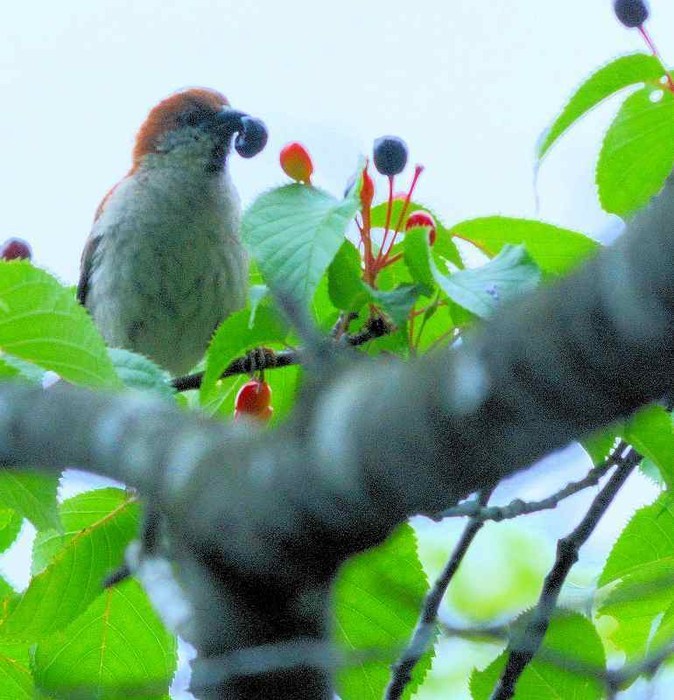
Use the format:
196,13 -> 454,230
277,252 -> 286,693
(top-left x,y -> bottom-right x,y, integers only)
78,87 -> 268,375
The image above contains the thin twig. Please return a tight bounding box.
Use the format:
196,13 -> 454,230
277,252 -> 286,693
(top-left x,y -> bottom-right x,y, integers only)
437,441 -> 626,522
171,314 -> 393,391
171,349 -> 298,392
489,445 -> 641,700
171,315 -> 394,392
607,638 -> 674,694
385,488 -> 494,700
442,619 -> 674,696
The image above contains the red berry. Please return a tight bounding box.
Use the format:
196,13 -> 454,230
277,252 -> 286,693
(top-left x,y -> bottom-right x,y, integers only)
360,166 -> 374,210
234,380 -> 273,421
280,142 -> 313,183
406,211 -> 436,246
1,237 -> 32,261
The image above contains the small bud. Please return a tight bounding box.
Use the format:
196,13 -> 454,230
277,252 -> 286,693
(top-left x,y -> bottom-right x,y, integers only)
406,211 -> 437,246
280,142 -> 314,183
373,136 -> 408,176
360,165 -> 375,210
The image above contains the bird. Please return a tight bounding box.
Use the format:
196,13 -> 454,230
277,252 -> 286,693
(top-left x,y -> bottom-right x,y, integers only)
77,87 -> 268,376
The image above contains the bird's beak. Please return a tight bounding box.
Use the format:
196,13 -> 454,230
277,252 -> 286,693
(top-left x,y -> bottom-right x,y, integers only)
214,107 -> 248,135
214,108 -> 268,159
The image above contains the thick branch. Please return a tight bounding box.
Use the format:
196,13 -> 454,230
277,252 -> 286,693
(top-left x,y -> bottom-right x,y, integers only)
2,176 -> 674,696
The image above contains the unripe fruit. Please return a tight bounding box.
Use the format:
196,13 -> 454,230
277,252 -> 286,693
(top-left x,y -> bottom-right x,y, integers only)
613,0 -> 649,27
406,211 -> 436,246
360,166 -> 375,210
235,116 -> 268,158
0,237 -> 32,261
280,142 -> 313,183
373,136 -> 408,176
234,379 -> 273,422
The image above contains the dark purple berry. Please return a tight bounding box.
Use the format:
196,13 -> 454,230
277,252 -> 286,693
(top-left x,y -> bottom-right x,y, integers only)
235,116 -> 268,158
373,136 -> 408,176
614,0 -> 649,28
1,237 -> 32,261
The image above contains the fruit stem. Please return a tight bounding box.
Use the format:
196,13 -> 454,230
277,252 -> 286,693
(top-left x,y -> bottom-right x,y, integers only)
639,25 -> 674,92
379,165 -> 424,265
382,252 -> 403,268
361,197 -> 375,285
377,175 -> 396,266
393,165 -> 424,235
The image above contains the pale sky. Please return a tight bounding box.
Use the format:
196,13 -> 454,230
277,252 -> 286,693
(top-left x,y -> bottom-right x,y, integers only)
3,2 -> 674,698
5,1 -> 672,283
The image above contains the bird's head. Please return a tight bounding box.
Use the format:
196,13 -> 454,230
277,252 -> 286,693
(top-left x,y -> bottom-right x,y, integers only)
131,87 -> 268,174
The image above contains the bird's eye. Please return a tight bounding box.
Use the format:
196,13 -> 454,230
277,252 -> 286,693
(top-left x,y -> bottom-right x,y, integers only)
179,108 -> 209,128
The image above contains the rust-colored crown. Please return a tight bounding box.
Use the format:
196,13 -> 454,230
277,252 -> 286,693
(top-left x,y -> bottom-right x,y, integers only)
132,87 -> 229,167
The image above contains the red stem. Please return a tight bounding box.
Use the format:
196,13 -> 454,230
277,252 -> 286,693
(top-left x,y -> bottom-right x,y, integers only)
380,165 -> 424,264
639,25 -> 674,92
377,176 -> 395,267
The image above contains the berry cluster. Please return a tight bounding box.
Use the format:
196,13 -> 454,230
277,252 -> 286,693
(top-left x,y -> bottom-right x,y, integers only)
358,136 -> 435,287
234,378 -> 273,423
1,237 -> 32,261
275,135 -> 437,297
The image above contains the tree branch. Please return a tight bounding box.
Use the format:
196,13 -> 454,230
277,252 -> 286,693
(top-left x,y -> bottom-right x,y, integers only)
386,488 -> 493,699
489,445 -> 642,700
171,314 -> 393,392
3,173 -> 674,696
438,441 -> 625,522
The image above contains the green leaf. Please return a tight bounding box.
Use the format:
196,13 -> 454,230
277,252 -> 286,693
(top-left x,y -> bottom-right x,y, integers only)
580,428 -> 619,467
0,358 -> 21,381
108,348 -> 175,400
0,488 -> 139,640
242,184 -> 359,309
0,653 -> 33,698
0,470 -> 60,532
622,405 -> 674,489
599,493 -> 674,587
470,611 -> 605,700
597,86 -> 674,217
432,245 -> 541,318
371,285 -> 422,327
334,523 -> 433,700
0,262 -> 120,389
404,227 -> 435,295
0,509 -> 22,555
449,217 -> 598,275
31,487 -> 136,575
537,53 -> 665,160
1,354 -> 46,383
199,304 -> 288,404
328,241 -> 370,312
598,493 -> 674,660
33,580 -> 177,700
263,363 -> 301,424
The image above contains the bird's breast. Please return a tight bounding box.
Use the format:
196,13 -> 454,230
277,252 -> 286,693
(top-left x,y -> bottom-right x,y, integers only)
86,168 -> 247,375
